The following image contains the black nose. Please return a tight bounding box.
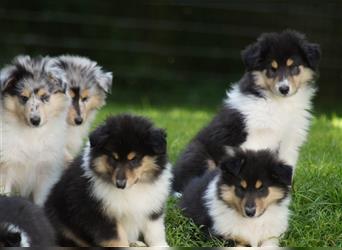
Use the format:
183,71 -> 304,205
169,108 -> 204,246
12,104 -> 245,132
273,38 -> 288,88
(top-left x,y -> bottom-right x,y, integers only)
116,179 -> 127,189
244,205 -> 256,217
30,116 -> 41,126
74,117 -> 83,125
279,85 -> 290,95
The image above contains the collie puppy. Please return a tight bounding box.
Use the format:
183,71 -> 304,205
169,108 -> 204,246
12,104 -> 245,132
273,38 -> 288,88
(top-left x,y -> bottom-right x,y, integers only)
0,55 -> 70,205
180,148 -> 292,247
173,30 -> 320,192
56,55 -> 112,160
45,114 -> 171,247
0,196 -> 55,247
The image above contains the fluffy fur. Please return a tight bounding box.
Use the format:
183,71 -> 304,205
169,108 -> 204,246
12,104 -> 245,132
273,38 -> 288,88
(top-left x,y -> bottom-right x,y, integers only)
55,55 -> 113,160
180,148 -> 292,247
45,114 -> 171,247
0,55 -> 70,205
0,196 -> 55,247
173,30 -> 321,192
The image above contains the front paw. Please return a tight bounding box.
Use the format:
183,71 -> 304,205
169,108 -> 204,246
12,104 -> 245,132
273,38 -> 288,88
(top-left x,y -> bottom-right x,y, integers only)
129,241 -> 147,247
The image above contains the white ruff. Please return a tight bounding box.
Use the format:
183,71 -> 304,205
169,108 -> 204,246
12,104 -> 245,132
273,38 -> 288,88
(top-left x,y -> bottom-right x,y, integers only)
82,144 -> 171,246
225,84 -> 315,167
205,177 -> 290,247
0,103 -> 68,205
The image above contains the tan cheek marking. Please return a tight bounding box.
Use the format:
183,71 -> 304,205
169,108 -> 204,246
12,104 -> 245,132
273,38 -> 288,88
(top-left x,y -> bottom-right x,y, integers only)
240,180 -> 247,189
263,187 -> 285,207
128,156 -> 159,185
84,94 -> 105,118
3,96 -> 26,122
93,155 -> 112,175
287,58 -> 294,67
271,60 -> 278,69
127,152 -> 136,161
255,180 -> 263,189
45,93 -> 68,119
100,224 -> 129,247
220,185 -> 244,215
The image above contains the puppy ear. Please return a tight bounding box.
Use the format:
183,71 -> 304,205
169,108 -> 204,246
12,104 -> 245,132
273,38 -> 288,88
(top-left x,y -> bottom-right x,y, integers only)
149,128 -> 167,155
97,71 -> 113,93
241,43 -> 261,71
0,65 -> 17,92
220,147 -> 245,176
89,126 -> 109,149
302,43 -> 321,70
45,57 -> 67,93
5,231 -> 22,247
273,164 -> 293,186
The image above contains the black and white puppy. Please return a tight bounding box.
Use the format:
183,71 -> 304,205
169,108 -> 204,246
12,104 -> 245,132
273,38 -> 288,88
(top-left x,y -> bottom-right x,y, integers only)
55,55 -> 113,160
180,148 -> 292,247
0,55 -> 69,205
45,114 -> 171,247
173,30 -> 320,192
0,196 -> 55,247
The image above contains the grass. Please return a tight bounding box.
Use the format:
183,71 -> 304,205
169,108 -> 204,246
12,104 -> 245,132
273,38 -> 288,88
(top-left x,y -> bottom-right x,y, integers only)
92,82 -> 342,247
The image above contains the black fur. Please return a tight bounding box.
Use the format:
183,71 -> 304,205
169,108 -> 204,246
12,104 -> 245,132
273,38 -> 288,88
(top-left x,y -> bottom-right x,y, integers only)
172,107 -> 247,192
0,196 -> 55,247
45,114 -> 169,247
180,149 -> 292,237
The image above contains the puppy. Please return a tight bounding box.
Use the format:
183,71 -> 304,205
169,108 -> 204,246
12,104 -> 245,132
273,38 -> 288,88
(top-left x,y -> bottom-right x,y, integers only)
55,55 -> 112,160
0,55 -> 70,205
0,196 -> 55,247
45,114 -> 171,247
173,30 -> 321,192
180,148 -> 292,247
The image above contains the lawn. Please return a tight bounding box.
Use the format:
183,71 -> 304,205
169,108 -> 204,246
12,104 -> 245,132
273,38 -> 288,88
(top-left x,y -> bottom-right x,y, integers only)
93,82 -> 342,247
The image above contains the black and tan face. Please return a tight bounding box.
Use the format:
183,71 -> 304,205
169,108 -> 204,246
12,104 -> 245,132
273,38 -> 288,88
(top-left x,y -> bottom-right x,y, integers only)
67,87 -> 105,126
1,56 -> 68,127
88,115 -> 167,189
218,148 -> 292,218
242,30 -> 321,97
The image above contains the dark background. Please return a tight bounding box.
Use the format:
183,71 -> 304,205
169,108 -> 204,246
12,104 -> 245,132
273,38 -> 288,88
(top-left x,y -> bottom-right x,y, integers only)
1,1 -> 341,112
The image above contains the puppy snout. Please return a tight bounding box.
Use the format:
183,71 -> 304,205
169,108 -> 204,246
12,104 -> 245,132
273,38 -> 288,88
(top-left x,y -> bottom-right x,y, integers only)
278,85 -> 290,95
116,179 -> 127,189
30,116 -> 41,127
74,116 -> 83,125
244,204 -> 256,217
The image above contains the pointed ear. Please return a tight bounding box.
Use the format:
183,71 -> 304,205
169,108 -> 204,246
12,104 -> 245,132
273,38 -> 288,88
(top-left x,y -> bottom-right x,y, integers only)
302,43 -> 321,70
241,43 -> 261,71
46,57 -> 67,93
149,128 -> 167,155
273,164 -> 293,186
0,66 -> 17,92
89,126 -> 109,149
97,71 -> 113,93
5,231 -> 22,247
220,147 -> 245,176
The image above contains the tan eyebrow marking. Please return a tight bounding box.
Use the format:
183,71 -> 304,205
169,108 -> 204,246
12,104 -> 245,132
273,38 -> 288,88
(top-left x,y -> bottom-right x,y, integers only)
37,88 -> 47,97
127,152 -> 136,161
271,60 -> 278,69
286,58 -> 294,67
21,89 -> 30,97
81,89 -> 90,99
240,180 -> 247,189
255,180 -> 263,189
113,152 -> 119,160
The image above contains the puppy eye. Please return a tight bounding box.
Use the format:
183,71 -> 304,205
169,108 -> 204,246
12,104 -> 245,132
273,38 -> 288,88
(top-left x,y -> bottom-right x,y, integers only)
290,65 -> 300,75
20,96 -> 29,103
41,95 -> 50,102
81,97 -> 89,102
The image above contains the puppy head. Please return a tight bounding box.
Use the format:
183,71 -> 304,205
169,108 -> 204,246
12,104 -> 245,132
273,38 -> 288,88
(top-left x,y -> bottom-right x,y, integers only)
0,55 -> 68,127
242,30 -> 321,97
56,55 -> 113,126
0,223 -> 26,247
88,114 -> 167,189
218,147 -> 292,218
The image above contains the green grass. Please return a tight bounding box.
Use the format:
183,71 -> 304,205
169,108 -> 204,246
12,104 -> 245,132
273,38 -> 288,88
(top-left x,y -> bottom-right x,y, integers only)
93,82 -> 342,247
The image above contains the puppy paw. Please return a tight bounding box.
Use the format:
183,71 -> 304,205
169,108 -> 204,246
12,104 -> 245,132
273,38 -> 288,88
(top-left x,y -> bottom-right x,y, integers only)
129,241 -> 147,247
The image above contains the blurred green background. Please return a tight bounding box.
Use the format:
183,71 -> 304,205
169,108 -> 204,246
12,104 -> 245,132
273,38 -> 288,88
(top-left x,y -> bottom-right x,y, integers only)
0,1 -> 341,113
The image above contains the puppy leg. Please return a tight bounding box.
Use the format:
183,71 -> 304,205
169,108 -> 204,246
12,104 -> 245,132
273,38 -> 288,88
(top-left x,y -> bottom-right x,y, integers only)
32,169 -> 61,206
260,238 -> 279,247
100,223 -> 129,247
0,168 -> 12,195
143,215 -> 168,247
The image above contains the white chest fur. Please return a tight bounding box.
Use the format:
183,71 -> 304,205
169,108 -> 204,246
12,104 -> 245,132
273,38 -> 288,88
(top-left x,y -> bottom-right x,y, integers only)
87,163 -> 172,242
205,178 -> 290,247
226,85 -> 315,167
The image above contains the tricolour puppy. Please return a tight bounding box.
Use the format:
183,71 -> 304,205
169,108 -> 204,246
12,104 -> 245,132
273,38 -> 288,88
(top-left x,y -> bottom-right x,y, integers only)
45,114 -> 171,247
0,55 -> 70,205
180,148 -> 292,247
0,196 -> 55,247
56,55 -> 112,160
173,30 -> 321,192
